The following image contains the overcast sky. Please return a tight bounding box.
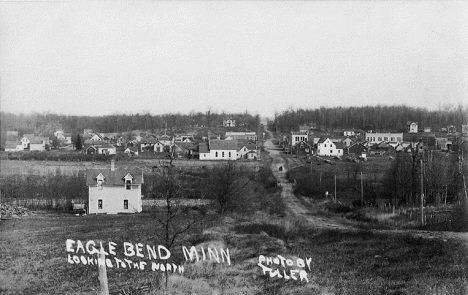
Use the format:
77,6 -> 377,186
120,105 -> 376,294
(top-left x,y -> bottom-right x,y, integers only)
1,0 -> 467,118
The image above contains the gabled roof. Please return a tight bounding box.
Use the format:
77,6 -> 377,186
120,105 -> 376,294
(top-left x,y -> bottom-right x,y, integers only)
198,142 -> 209,153
101,143 -> 116,148
140,138 -> 159,144
335,143 -> 344,149
84,140 -> 106,146
86,168 -> 144,185
125,146 -> 138,152
209,139 -> 237,151
291,131 -> 308,136
5,141 -> 19,149
30,137 -> 48,144
317,137 -> 329,144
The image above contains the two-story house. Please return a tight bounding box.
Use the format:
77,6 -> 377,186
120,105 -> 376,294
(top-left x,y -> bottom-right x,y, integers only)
316,138 -> 344,157
86,161 -> 143,214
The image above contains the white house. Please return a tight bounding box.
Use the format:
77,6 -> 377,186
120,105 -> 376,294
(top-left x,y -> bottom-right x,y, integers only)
199,139 -> 237,160
98,143 -> 116,155
365,132 -> 403,144
21,134 -> 35,148
90,133 -> 105,142
124,147 -> 139,156
407,122 -> 418,133
237,142 -> 257,159
86,161 -> 143,214
223,119 -> 236,127
4,141 -> 23,152
29,137 -> 48,151
316,138 -> 344,157
343,130 -> 355,136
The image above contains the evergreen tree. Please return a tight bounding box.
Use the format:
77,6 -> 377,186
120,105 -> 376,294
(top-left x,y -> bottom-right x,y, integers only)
75,134 -> 82,150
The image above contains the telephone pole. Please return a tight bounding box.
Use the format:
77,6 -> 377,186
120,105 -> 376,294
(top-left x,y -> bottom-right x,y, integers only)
420,159 -> 424,225
360,172 -> 364,206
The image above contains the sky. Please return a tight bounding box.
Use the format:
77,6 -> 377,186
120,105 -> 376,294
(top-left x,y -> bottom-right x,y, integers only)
1,0 -> 467,118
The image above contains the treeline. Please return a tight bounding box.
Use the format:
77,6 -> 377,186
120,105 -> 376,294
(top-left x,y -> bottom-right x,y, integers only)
0,162 -> 283,215
0,110 -> 260,137
270,105 -> 467,133
381,151 -> 464,207
0,170 -> 88,210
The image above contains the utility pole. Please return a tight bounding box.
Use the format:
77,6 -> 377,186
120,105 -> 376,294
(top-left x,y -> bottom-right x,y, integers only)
360,172 -> 364,206
334,174 -> 337,204
420,159 -> 424,225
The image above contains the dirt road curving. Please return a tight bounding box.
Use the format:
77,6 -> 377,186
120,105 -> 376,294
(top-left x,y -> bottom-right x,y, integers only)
264,131 -> 352,230
264,129 -> 468,244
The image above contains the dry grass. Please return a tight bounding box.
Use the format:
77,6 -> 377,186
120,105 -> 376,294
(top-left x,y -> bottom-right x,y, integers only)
1,210 -> 467,294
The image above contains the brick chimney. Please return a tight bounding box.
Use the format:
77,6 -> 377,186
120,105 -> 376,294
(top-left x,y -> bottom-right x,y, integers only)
111,159 -> 115,171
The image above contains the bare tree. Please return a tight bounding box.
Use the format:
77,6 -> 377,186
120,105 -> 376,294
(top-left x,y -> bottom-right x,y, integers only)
151,154 -> 202,289
207,161 -> 252,215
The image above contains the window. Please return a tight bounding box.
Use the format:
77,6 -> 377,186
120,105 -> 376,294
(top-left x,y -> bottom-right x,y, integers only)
324,144 -> 327,147
378,137 -> 382,141
98,200 -> 102,209
222,152 -> 225,157
97,180 -> 103,190
229,152 -> 231,157
124,200 -> 128,209
330,150 -> 332,154
126,180 -> 131,190
384,137 -> 388,141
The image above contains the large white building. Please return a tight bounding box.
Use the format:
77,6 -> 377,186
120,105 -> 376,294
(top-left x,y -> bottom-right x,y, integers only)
316,138 -> 344,156
199,139 -> 237,160
86,162 -> 143,214
365,132 -> 403,144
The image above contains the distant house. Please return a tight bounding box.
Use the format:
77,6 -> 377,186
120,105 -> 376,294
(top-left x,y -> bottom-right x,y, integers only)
153,140 -> 166,152
341,137 -> 354,147
124,146 -> 139,156
86,161 -> 143,214
317,138 -> 344,157
140,138 -> 159,153
29,137 -> 48,151
343,131 -> 355,137
407,121 -> 418,133
159,134 -> 173,146
98,143 -> 116,155
83,129 -> 94,136
90,133 -> 104,142
237,141 -> 258,159
172,142 -> 196,158
223,119 -> 236,127
423,127 -> 431,133
4,141 -> 23,152
294,140 -> 313,156
199,139 -> 237,160
225,132 -> 257,141
447,125 -> 456,133
346,143 -> 368,157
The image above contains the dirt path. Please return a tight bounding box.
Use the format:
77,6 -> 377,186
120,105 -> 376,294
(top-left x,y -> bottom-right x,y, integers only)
264,132 -> 352,230
264,129 -> 468,245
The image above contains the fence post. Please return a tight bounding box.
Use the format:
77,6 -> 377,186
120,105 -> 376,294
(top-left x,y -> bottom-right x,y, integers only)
98,251 -> 109,295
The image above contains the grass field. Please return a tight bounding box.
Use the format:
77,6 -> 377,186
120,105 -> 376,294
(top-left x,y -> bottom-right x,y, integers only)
1,211 -> 467,294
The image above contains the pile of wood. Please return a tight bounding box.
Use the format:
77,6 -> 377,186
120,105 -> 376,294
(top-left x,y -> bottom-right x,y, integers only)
0,204 -> 29,219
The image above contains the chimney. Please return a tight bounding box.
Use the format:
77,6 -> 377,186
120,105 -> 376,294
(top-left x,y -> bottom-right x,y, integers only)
111,159 -> 115,171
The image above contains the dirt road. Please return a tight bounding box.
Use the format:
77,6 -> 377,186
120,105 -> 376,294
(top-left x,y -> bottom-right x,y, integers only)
264,132 -> 352,230
264,129 -> 468,244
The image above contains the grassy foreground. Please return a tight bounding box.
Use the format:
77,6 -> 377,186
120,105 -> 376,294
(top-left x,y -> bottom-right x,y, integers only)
1,210 -> 467,295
